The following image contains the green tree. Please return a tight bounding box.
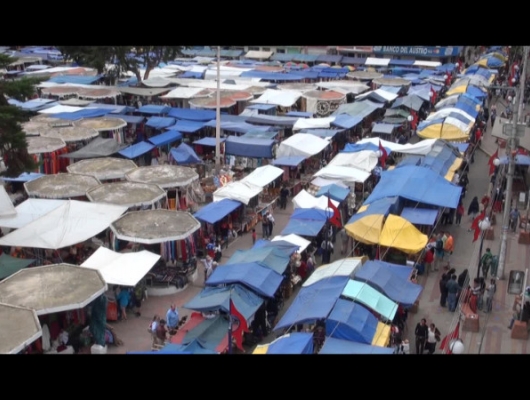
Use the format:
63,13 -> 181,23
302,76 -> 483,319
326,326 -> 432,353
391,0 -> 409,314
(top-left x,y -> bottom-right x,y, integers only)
57,46 -> 186,84
0,54 -> 39,177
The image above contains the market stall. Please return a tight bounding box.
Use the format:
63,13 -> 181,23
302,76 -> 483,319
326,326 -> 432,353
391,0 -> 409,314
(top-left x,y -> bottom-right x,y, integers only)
86,181 -> 167,210
0,304 -> 42,354
271,155 -> 306,196
253,332 -> 314,354
59,137 -> 129,160
67,157 -> 137,181
26,136 -> 68,174
24,173 -> 100,199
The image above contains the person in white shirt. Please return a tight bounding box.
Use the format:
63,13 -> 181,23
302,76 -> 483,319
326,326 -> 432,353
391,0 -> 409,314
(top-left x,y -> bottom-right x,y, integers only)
425,323 -> 440,354
267,212 -> 275,237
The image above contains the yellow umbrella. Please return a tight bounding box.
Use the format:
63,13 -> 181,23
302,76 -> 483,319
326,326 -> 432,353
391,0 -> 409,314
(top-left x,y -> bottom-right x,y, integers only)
379,214 -> 428,254
253,344 -> 269,354
488,52 -> 507,62
444,157 -> 463,182
345,210 -> 385,245
474,58 -> 489,68
416,121 -> 469,141
445,85 -> 467,96
372,322 -> 391,347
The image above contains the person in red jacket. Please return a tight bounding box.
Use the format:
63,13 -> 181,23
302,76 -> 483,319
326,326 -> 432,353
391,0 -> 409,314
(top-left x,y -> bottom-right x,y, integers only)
297,259 -> 308,282
424,248 -> 435,273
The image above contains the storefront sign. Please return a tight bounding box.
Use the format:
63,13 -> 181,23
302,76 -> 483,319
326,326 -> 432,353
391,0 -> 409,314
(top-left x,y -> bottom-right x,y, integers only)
372,46 -> 461,57
337,46 -> 373,53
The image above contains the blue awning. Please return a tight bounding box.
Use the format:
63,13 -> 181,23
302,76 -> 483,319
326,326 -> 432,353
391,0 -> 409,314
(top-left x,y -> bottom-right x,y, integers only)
251,239 -> 300,255
246,104 -> 277,111
194,199 -> 242,224
319,71 -> 344,78
341,57 -> 367,65
274,276 -> 350,331
137,105 -> 171,115
193,137 -> 226,146
266,332 -> 314,354
105,114 -> 145,124
354,260 -> 423,307
87,104 -> 135,114
148,130 -> 182,146
183,284 -> 263,321
239,71 -> 305,81
450,142 -> 469,153
145,117 -> 176,129
226,246 -> 292,275
242,130 -> 278,140
205,262 -> 283,298
316,55 -> 343,64
315,184 -> 350,202
325,298 -> 378,344
346,197 -> 399,225
168,107 -> 216,121
270,53 -> 295,62
272,156 -> 305,167
332,114 -> 363,129
51,108 -> 110,120
292,54 -> 319,63
225,136 -> 274,158
319,337 -> 395,354
167,120 -> 206,133
286,111 -> 313,118
0,172 -> 44,182
388,59 -> 415,66
169,143 -> 202,165
301,129 -> 342,139
179,71 -> 203,79
48,75 -> 102,85
281,219 -> 326,237
118,141 -> 155,159
205,120 -> 273,135
341,142 -> 392,155
400,207 -> 438,226
19,98 -> 57,112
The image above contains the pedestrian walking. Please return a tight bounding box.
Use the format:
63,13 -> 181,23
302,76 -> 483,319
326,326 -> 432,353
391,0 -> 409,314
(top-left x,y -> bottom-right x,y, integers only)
484,278 -> 496,313
280,185 -> 289,210
456,202 -> 464,225
480,248 -> 493,279
434,233 -> 444,271
320,238 -> 334,264
425,323 -> 441,354
424,248 -> 435,273
468,196 -> 480,223
261,213 -> 269,239
267,212 -> 275,237
414,318 -> 428,354
446,274 -> 460,312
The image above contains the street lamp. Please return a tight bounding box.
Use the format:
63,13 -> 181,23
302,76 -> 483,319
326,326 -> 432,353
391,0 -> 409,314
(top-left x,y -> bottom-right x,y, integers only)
477,217 -> 491,279
449,339 -> 465,354
493,158 -> 501,167
443,74 -> 448,81
376,150 -> 383,158
407,115 -> 413,122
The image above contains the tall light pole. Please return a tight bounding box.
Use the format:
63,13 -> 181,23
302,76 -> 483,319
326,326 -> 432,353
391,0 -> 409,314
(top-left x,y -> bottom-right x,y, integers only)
496,46 -> 528,280
215,46 -> 221,174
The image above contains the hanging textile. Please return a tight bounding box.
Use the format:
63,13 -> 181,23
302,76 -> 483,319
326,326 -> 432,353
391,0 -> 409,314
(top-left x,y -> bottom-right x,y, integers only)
168,198 -> 177,210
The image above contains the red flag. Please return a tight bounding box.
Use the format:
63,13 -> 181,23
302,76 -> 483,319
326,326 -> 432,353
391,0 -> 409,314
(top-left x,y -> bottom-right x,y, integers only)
410,110 -> 418,130
440,321 -> 460,354
378,140 -> 388,168
472,210 -> 486,242
327,196 -> 342,228
430,87 -> 437,104
488,149 -> 499,176
229,299 -> 248,351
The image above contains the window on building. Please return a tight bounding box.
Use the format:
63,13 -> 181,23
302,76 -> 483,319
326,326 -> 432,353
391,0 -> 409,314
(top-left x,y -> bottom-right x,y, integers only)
262,47 -> 271,52
276,48 -> 286,54
248,47 -> 259,51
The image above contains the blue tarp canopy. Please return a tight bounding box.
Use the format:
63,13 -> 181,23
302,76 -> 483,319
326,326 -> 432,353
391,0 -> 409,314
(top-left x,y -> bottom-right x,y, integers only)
86,104 -> 135,114
319,337 -> 394,354
316,55 -> 343,64
342,142 -> 392,154
354,260 -> 423,307
183,284 -> 263,321
48,75 -> 102,84
239,71 -> 305,81
19,98 -> 57,112
302,129 -> 342,139
451,142 -> 469,153
193,137 -> 226,147
274,276 -> 349,331
224,136 -> 274,158
204,120 -> 272,134
292,70 -> 320,79
498,154 -> 530,166
281,208 -> 328,236
193,198 -> 242,224
169,143 -> 202,165
286,111 -> 313,118
292,54 -> 319,63
226,246 -> 292,275
341,57 -> 367,65
453,101 -> 479,118
332,114 -> 363,129
400,207 -> 438,226
379,86 -> 402,94
267,332 -> 314,354
205,262 -> 283,298
167,120 -> 206,133
0,172 -> 44,182
365,166 -> 462,208
179,71 -> 203,79
51,108 -> 110,120
389,59 -> 415,66
319,71 -> 347,79
145,117 -> 176,129
137,105 -> 170,115
347,197 -> 399,225
316,184 -> 350,202
251,239 -> 300,255
247,104 -> 277,111
127,341 -> 215,354
106,114 -> 145,124
411,144 -> 461,177
437,63 -> 456,72
242,130 -> 278,140
271,53 -> 295,62
148,130 -> 182,146
272,156 -> 305,167
118,141 -> 155,159
168,108 -> 216,121
326,298 -> 378,344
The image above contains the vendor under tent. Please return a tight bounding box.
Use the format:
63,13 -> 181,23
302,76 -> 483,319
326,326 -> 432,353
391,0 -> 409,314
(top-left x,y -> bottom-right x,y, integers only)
271,234 -> 311,253
60,137 -> 129,159
0,264 -> 107,315
241,165 -> 283,188
253,332 -> 314,354
0,253 -> 36,280
0,186 -> 15,217
224,136 -> 275,159
303,258 -> 363,287
354,260 -> 423,308
0,199 -> 65,230
327,151 -> 378,173
24,173 -> 100,199
292,190 -> 340,210
184,283 -> 263,322
276,133 -> 330,159
81,246 -> 160,287
110,209 -> 200,244
0,200 -> 127,250
170,312 -> 229,353
319,337 -> 394,354
148,130 -> 182,148
206,261 -> 283,298
341,280 -> 398,321
0,303 -> 42,354
194,198 -> 242,225
281,207 -> 329,237
315,184 -> 350,203
365,165 -> 462,209
86,182 -> 167,209
226,246 -> 292,275
274,276 -> 350,331
67,158 -> 137,181
0,172 -> 44,183
169,143 -> 203,165
213,181 -> 262,205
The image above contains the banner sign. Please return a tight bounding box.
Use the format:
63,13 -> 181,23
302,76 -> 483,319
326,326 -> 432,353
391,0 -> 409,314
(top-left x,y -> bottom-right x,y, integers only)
372,46 -> 461,57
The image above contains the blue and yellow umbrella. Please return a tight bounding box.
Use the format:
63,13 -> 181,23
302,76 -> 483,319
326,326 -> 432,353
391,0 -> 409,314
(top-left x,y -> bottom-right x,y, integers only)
445,81 -> 488,98
474,55 -> 505,69
417,116 -> 470,141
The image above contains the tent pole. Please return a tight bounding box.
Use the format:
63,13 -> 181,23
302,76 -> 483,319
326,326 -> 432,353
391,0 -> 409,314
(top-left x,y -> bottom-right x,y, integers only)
215,46 -> 222,175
